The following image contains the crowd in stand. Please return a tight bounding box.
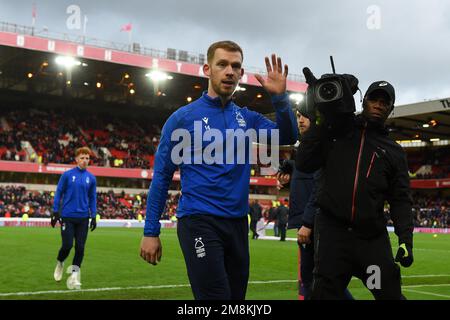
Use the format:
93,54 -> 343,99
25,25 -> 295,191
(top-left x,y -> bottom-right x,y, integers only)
96,190 -> 141,220
0,186 -> 177,220
408,147 -> 450,179
384,193 -> 450,228
0,186 -> 53,219
411,194 -> 449,228
1,107 -> 449,228
1,186 -> 448,228
0,108 -> 160,169
1,108 -> 449,180
0,130 -> 27,162
413,171 -> 450,180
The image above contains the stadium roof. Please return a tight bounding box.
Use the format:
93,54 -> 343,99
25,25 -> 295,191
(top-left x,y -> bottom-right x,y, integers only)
0,21 -> 306,117
386,98 -> 450,142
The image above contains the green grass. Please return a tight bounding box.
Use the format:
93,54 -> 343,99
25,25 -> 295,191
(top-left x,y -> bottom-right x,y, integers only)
0,227 -> 449,300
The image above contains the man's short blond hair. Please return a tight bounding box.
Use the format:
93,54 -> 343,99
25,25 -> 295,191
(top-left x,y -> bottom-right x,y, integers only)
75,147 -> 91,157
207,40 -> 243,64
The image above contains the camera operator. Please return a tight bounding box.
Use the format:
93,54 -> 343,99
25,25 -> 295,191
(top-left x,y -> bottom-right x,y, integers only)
296,68 -> 414,300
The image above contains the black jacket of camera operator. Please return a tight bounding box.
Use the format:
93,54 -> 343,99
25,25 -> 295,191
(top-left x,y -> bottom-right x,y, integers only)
296,105 -> 413,247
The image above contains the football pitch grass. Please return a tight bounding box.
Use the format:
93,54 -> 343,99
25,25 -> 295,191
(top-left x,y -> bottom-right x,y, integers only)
0,227 -> 449,300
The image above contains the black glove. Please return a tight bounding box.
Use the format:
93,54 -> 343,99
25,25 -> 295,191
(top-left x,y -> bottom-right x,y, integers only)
90,218 -> 97,232
50,211 -> 61,228
395,243 -> 413,267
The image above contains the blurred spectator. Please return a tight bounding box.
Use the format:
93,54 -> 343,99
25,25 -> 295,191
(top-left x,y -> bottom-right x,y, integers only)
385,193 -> 449,228
0,186 -> 175,221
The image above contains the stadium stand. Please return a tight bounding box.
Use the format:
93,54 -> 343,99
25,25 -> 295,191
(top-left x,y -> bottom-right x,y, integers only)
0,20 -> 448,238
3,105 -> 448,181
0,185 -> 162,220
407,147 -> 450,179
0,107 -> 160,169
385,192 -> 449,228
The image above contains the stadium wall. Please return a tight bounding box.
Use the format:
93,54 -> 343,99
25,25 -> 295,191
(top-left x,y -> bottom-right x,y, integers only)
0,183 -> 277,200
0,161 -> 280,187
1,218 -> 448,234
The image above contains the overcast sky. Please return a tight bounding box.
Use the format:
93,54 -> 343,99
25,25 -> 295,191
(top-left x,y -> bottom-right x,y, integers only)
1,0 -> 449,109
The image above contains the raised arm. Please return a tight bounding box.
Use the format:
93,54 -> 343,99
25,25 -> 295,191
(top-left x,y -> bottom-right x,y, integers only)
252,54 -> 298,145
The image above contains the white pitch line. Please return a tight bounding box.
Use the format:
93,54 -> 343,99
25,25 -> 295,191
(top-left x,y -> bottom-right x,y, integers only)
0,280 -> 297,297
397,274 -> 450,278
1,277 -> 449,298
402,288 -> 450,299
414,248 -> 450,253
0,284 -> 192,297
402,284 -> 450,288
350,274 -> 450,280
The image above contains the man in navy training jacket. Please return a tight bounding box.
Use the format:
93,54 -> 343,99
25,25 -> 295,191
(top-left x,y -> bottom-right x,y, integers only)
140,40 -> 298,300
51,146 -> 97,290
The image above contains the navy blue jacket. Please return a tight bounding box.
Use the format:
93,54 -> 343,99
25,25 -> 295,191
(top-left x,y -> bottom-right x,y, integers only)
53,167 -> 97,218
283,159 -> 320,229
144,92 -> 298,236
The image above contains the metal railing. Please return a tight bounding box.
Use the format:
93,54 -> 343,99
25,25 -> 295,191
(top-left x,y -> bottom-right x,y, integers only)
0,21 -> 304,82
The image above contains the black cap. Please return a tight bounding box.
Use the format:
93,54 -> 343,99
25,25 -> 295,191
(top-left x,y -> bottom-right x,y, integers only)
365,81 -> 395,107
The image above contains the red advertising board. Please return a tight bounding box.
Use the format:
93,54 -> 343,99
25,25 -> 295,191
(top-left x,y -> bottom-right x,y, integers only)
0,161 -> 278,186
1,161 -> 449,188
410,179 -> 450,189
